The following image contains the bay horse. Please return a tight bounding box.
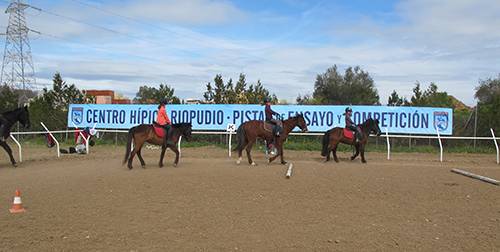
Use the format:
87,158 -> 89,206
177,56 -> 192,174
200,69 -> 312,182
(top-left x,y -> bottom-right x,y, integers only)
0,106 -> 30,167
123,123 -> 192,169
321,118 -> 381,163
234,114 -> 308,165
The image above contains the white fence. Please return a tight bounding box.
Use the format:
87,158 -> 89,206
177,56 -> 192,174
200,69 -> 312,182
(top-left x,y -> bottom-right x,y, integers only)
8,126 -> 500,165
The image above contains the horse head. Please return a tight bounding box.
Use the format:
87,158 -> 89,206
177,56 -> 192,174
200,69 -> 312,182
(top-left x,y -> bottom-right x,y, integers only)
370,119 -> 382,136
294,113 -> 308,132
180,123 -> 193,141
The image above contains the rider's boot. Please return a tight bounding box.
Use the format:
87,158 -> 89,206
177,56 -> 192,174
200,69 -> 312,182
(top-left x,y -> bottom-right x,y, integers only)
165,126 -> 174,146
269,137 -> 277,155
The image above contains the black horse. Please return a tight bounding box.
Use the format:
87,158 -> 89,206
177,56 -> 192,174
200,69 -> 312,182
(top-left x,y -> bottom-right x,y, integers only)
0,106 -> 30,167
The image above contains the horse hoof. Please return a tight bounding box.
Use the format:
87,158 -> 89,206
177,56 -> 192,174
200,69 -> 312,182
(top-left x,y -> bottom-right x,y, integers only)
236,160 -> 241,165
141,165 -> 146,169
281,161 -> 287,165
158,164 -> 164,168
12,163 -> 17,167
362,160 -> 367,164
128,166 -> 133,170
334,159 -> 339,163
173,163 -> 178,167
251,162 -> 257,166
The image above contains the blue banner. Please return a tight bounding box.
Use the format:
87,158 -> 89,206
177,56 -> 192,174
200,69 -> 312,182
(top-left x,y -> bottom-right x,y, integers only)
67,104 -> 453,135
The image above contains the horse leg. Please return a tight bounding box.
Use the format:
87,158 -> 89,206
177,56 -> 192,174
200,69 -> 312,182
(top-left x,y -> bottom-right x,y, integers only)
268,140 -> 285,164
128,148 -> 137,170
159,145 -> 167,168
324,142 -> 331,162
137,148 -> 146,168
246,139 -> 256,166
279,142 -> 286,165
170,145 -> 180,167
351,144 -> 360,161
332,143 -> 339,163
0,141 -> 17,167
237,141 -> 247,165
360,144 -> 367,163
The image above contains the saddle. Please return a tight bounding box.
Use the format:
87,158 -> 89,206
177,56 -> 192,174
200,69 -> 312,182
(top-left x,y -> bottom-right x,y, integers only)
343,128 -> 354,140
153,125 -> 165,138
263,121 -> 283,135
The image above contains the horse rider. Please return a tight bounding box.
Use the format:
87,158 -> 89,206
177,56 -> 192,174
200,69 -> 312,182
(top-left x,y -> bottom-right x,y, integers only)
74,127 -> 96,154
344,107 -> 362,143
264,97 -> 282,148
156,98 -> 174,146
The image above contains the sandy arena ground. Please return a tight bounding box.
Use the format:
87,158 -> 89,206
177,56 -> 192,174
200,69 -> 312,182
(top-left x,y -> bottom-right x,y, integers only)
0,144 -> 499,251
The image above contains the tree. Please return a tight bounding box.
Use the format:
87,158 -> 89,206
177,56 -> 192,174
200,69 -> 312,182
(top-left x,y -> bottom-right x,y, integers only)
246,80 -> 276,104
202,73 -> 278,104
213,74 -> 226,104
225,78 -> 237,104
410,82 -> 425,106
0,85 -> 20,112
474,75 -> 500,135
234,73 -> 248,104
29,72 -> 90,130
203,82 -> 214,103
134,84 -> 180,104
409,82 -> 453,108
387,90 -> 407,106
296,94 -> 318,105
312,65 -> 379,105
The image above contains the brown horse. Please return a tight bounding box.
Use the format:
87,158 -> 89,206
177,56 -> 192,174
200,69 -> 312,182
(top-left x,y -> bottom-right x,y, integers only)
321,118 -> 381,163
234,114 -> 308,165
123,123 -> 192,169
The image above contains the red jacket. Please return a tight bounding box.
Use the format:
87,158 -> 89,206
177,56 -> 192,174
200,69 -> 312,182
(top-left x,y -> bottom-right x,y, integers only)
265,103 -> 278,121
74,129 -> 90,144
345,114 -> 355,127
156,105 -> 171,125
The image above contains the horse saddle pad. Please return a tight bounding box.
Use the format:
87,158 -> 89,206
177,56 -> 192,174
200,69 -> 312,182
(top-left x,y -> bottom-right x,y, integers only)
264,121 -> 283,132
343,128 -> 354,139
263,122 -> 274,132
153,125 -> 165,138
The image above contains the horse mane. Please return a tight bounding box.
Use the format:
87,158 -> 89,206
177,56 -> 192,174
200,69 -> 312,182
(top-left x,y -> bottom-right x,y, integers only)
285,113 -> 304,121
172,122 -> 192,128
2,107 -> 26,122
2,107 -> 24,116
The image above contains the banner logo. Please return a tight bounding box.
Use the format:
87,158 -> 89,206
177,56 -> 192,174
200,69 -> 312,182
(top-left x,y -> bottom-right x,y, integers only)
434,111 -> 449,131
71,107 -> 84,125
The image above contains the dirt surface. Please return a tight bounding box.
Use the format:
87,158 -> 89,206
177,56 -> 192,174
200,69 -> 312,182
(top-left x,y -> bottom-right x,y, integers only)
0,145 -> 499,251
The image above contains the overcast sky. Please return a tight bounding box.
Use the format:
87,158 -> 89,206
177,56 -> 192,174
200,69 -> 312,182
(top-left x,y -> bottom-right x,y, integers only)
1,0 -> 499,105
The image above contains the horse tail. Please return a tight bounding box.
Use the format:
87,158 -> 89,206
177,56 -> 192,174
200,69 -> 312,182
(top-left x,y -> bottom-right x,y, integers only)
321,129 -> 331,157
123,126 -> 135,165
233,124 -> 246,151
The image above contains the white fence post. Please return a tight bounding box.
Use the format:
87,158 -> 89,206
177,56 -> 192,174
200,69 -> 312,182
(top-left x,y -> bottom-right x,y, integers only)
436,127 -> 443,162
491,128 -> 499,165
177,135 -> 182,158
40,122 -> 60,158
9,134 -> 22,162
226,124 -> 236,158
228,132 -> 232,157
385,128 -> 390,160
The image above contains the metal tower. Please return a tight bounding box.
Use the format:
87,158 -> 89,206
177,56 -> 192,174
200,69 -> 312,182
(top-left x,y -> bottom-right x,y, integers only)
0,0 -> 39,104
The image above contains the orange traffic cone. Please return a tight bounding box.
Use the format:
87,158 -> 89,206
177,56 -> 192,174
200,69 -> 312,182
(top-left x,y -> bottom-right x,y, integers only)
9,190 -> 26,213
